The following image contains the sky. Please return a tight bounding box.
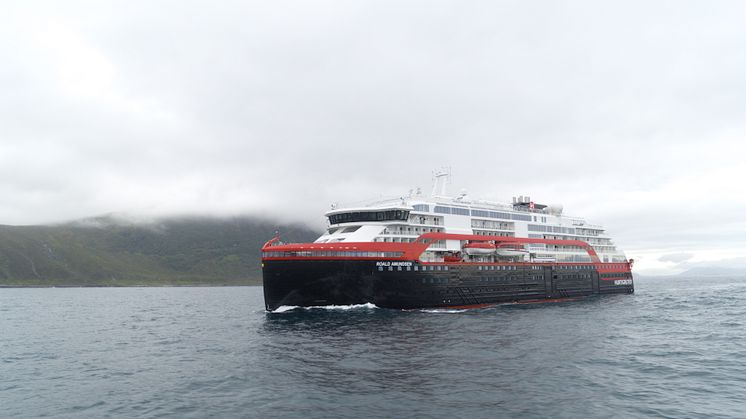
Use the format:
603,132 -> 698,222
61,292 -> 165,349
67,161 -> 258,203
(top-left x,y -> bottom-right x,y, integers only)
2,1 -> 746,275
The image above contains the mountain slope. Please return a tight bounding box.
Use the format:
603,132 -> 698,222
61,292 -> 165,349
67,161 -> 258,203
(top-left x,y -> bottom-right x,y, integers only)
0,216 -> 319,286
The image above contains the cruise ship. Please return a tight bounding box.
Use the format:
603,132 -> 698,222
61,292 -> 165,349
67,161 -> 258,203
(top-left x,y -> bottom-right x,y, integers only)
262,171 -> 633,311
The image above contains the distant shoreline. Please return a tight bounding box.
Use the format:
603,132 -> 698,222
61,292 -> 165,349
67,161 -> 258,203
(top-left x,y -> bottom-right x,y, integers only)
0,279 -> 262,288
0,284 -> 262,288
0,215 -> 318,291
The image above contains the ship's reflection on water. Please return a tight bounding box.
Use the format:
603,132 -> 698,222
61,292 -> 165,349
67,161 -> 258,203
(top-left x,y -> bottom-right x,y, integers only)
256,302 -> 576,404
4,284 -> 744,418
260,306 -> 464,401
252,277 -> 746,417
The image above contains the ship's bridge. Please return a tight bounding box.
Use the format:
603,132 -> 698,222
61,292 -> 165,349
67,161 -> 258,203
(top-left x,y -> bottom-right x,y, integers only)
325,207 -> 411,225
315,205 -> 420,244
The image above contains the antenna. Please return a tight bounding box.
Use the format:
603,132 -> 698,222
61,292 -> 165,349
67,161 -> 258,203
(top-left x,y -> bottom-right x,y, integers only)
431,167 -> 452,197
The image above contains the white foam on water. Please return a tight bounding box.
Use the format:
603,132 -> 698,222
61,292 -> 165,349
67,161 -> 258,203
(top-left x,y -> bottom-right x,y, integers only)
270,305 -> 300,313
269,303 -> 378,313
307,303 -> 378,311
419,308 -> 468,313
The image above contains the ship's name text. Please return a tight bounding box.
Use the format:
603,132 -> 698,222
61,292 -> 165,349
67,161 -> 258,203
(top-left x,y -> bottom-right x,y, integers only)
376,261 -> 413,267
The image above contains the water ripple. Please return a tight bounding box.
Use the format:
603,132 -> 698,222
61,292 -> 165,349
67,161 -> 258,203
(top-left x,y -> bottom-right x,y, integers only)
2,277 -> 746,417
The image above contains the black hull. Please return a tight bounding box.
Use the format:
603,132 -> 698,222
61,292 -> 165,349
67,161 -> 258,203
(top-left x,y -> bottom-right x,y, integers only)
262,260 -> 634,311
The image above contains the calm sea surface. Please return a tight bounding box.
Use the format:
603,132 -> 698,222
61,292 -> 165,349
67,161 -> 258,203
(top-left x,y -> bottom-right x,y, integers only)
2,276 -> 746,418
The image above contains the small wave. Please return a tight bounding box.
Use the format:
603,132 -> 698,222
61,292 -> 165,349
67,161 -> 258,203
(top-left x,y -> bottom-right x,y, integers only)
420,309 -> 468,313
308,303 -> 378,310
271,305 -> 300,313
270,303 -> 378,313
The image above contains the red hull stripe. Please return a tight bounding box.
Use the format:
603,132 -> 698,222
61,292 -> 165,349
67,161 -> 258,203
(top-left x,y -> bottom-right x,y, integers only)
262,232 -> 632,272
514,297 -> 580,304
418,298 -> 583,310
435,303 -> 497,310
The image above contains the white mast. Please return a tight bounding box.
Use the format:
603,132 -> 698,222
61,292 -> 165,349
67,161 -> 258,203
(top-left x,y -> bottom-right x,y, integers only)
431,167 -> 452,197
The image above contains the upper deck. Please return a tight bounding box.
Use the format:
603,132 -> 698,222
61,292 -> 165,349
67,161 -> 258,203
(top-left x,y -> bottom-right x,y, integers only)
316,190 -> 625,263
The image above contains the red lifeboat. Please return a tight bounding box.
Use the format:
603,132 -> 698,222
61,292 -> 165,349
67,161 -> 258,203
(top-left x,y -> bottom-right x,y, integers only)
444,253 -> 462,262
463,242 -> 496,256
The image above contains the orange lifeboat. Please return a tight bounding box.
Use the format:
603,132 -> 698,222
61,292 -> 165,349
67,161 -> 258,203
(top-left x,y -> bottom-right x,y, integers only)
444,253 -> 462,262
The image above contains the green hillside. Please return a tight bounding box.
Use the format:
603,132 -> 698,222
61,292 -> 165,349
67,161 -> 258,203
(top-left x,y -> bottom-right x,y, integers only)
0,216 -> 319,287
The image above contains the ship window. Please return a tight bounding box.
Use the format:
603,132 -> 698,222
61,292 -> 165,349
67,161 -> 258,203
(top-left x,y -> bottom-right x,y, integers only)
328,210 -> 410,225
413,204 -> 430,212
486,211 -> 510,219
434,206 -> 451,214
452,207 -> 470,216
342,226 -> 361,233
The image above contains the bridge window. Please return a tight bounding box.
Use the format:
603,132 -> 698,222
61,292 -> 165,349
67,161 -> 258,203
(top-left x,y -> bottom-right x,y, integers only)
328,210 -> 410,224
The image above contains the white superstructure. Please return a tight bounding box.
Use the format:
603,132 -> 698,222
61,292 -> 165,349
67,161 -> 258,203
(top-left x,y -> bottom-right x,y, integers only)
314,173 -> 627,264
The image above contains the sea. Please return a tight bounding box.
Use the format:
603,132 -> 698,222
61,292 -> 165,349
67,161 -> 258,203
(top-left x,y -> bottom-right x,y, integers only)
2,275 -> 746,418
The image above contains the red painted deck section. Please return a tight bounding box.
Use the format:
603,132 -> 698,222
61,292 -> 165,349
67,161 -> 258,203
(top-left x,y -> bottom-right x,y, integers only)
262,232 -> 632,274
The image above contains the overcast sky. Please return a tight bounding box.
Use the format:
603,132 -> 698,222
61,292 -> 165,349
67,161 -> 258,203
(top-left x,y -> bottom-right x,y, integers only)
2,1 -> 745,274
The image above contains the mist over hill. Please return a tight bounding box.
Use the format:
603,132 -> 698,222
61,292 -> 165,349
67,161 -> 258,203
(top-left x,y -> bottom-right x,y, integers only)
0,216 -> 319,286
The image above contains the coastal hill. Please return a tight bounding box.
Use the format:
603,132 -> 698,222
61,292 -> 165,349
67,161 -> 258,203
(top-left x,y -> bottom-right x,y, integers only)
0,216 -> 319,287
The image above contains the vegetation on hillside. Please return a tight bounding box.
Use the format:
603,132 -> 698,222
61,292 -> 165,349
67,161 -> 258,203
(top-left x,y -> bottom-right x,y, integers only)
0,216 -> 319,287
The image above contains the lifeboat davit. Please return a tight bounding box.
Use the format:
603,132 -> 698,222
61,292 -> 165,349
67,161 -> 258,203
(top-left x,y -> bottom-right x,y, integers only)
463,242 -> 496,256
495,244 -> 529,257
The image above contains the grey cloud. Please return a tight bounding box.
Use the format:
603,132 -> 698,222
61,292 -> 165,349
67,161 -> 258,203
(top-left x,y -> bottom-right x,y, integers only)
659,253 -> 695,264
1,1 -> 746,272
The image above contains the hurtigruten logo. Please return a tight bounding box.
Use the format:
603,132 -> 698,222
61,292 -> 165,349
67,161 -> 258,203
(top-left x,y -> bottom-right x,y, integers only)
376,261 -> 413,267
614,279 -> 633,286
